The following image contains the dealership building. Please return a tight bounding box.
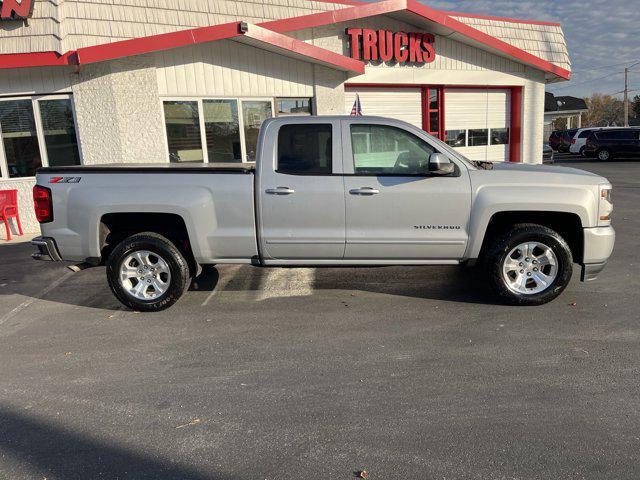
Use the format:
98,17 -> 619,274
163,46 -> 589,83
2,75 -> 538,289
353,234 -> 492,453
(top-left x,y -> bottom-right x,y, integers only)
0,0 -> 571,232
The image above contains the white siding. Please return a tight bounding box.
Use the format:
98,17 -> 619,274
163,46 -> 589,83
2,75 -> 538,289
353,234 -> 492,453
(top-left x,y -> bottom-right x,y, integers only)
344,88 -> 422,128
0,67 -> 73,96
154,42 -> 314,97
450,16 -> 570,71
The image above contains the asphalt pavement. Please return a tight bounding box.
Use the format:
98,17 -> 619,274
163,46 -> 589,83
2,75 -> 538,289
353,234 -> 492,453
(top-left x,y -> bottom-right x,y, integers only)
1,157 -> 639,479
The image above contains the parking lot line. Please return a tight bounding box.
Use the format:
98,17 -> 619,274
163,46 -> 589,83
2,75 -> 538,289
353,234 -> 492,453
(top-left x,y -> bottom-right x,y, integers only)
0,270 -> 74,327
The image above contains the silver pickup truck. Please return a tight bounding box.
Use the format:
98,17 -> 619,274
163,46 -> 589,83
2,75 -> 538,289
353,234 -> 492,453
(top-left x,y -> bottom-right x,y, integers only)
32,116 -> 615,311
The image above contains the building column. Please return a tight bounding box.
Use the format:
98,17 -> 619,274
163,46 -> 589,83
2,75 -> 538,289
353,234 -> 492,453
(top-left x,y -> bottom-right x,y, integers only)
72,57 -> 167,165
312,65 -> 347,115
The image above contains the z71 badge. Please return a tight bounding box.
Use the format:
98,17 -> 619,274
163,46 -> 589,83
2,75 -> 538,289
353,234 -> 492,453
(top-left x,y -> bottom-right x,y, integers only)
50,176 -> 82,184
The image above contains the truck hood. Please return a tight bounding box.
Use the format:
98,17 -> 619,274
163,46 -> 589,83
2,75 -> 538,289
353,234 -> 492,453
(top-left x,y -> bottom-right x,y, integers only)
481,162 -> 608,186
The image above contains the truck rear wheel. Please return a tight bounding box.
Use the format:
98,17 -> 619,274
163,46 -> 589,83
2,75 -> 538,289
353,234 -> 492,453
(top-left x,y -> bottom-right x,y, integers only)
485,224 -> 573,305
106,232 -> 191,311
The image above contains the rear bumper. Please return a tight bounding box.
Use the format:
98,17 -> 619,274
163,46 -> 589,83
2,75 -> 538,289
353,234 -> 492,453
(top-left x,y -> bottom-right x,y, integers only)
580,226 -> 615,282
31,236 -> 62,262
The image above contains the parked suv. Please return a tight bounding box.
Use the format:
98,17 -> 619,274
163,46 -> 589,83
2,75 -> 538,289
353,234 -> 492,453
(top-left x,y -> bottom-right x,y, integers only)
570,128 -> 600,156
584,128 -> 640,161
549,129 -> 578,152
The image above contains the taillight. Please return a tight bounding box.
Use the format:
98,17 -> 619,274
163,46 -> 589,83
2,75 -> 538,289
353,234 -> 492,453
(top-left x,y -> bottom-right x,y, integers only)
33,185 -> 53,223
571,139 -> 576,144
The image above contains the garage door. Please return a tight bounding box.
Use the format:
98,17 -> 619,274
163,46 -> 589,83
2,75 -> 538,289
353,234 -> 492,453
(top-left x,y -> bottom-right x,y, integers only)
444,89 -> 510,162
344,87 -> 422,128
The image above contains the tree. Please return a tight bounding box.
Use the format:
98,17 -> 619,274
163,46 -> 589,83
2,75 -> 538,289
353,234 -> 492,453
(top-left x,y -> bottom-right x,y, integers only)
581,93 -> 624,127
632,94 -> 640,119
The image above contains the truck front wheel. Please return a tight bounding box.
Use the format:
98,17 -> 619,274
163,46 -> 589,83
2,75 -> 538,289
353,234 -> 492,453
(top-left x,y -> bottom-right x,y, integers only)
485,224 -> 573,305
106,232 -> 191,311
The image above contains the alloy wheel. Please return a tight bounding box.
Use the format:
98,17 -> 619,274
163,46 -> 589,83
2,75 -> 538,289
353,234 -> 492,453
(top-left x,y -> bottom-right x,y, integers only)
119,250 -> 171,300
502,242 -> 558,295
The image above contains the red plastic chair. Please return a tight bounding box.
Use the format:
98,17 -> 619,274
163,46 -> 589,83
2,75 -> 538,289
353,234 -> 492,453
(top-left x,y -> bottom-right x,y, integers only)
0,189 -> 23,241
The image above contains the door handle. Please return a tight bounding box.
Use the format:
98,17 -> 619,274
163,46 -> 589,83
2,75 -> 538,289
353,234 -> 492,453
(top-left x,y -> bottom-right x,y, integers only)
349,187 -> 380,195
266,187 -> 295,195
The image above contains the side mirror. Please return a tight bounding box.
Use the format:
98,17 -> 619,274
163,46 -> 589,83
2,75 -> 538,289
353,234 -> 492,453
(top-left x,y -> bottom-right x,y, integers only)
428,152 -> 455,175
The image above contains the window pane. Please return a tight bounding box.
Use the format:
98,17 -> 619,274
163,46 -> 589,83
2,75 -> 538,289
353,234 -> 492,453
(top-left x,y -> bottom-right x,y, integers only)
351,124 -> 434,175
277,98 -> 312,116
468,129 -> 488,147
429,90 -> 439,110
0,100 -> 42,178
277,124 -> 332,175
242,101 -> 273,162
203,100 -> 241,163
163,101 -> 203,163
39,99 -> 81,167
429,111 -> 439,133
490,127 -> 509,145
578,130 -> 593,138
445,129 -> 466,147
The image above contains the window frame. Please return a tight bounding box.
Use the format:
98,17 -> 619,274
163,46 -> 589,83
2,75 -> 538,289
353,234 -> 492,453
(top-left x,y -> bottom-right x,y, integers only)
0,94 -> 82,180
160,96 -> 278,164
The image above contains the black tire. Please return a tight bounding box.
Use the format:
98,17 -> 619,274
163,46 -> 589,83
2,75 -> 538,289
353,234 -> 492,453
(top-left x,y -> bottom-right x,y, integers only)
597,148 -> 612,161
106,232 -> 191,311
484,224 -> 573,306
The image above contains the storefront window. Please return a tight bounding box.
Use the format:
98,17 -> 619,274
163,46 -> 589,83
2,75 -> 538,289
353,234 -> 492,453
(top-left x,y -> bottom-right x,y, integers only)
163,101 -> 204,163
490,127 -> 510,145
242,101 -> 273,162
203,100 -> 241,163
0,100 -> 42,178
468,129 -> 489,147
39,99 -> 81,167
277,98 -> 312,116
445,130 -> 466,147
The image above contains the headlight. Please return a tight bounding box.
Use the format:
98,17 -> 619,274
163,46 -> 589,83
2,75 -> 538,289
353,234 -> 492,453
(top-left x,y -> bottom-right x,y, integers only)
598,185 -> 613,225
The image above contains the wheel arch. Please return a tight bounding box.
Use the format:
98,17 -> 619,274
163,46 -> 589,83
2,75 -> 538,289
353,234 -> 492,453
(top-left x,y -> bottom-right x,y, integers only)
98,212 -> 196,270
473,211 -> 584,264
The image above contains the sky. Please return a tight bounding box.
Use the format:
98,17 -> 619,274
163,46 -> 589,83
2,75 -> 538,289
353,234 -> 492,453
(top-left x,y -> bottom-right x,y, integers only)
412,0 -> 640,99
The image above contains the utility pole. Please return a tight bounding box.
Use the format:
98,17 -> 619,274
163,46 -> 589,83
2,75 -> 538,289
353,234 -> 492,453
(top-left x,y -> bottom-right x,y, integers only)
624,67 -> 629,127
624,61 -> 640,127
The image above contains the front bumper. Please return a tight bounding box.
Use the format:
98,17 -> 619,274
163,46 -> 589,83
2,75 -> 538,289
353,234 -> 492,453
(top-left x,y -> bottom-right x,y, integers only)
580,226 -> 615,282
31,236 -> 62,262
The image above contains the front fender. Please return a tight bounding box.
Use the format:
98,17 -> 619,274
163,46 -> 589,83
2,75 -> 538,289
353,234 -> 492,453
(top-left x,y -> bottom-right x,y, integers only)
465,185 -> 597,260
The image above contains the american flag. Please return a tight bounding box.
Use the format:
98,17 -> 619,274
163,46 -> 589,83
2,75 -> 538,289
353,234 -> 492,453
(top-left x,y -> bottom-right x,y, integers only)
350,93 -> 363,116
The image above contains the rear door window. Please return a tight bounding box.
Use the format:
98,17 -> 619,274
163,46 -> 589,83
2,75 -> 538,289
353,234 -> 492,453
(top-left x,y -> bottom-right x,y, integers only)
277,124 -> 332,175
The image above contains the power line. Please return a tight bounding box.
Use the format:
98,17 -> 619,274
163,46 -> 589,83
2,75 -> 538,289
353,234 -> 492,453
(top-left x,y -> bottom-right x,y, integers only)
551,71 -> 624,91
570,60 -> 640,73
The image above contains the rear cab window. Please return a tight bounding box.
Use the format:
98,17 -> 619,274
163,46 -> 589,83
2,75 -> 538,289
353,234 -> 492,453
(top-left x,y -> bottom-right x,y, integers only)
277,124 -> 332,175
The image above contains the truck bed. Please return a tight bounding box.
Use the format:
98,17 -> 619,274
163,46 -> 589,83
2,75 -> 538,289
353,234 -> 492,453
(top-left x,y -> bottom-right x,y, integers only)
38,163 -> 256,174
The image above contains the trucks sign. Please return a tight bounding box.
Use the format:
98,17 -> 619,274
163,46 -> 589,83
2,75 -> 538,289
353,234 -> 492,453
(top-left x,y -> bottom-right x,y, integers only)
0,0 -> 34,20
346,28 -> 435,64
